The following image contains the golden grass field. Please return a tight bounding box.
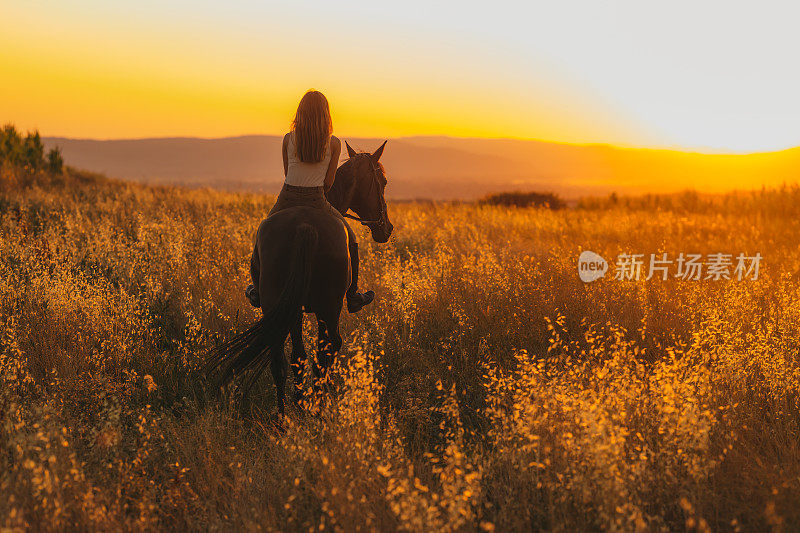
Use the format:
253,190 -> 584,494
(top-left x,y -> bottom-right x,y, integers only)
2,164 -> 800,531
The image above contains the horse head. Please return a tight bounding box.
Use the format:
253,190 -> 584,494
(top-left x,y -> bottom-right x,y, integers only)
329,140 -> 394,243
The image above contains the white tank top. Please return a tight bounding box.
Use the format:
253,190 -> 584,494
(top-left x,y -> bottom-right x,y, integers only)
284,132 -> 331,187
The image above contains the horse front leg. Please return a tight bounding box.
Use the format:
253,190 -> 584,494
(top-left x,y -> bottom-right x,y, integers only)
289,315 -> 307,404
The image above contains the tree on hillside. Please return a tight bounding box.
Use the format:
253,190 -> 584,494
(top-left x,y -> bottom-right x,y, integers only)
1,123 -> 63,173
47,146 -> 64,174
24,131 -> 44,170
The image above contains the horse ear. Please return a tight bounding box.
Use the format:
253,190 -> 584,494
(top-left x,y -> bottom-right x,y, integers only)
345,140 -> 357,158
371,140 -> 387,161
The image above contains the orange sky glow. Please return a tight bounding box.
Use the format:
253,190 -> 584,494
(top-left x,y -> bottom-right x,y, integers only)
3,1 -> 799,153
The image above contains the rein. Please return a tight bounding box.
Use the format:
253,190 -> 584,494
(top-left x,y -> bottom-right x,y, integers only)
340,155 -> 385,226
343,212 -> 380,224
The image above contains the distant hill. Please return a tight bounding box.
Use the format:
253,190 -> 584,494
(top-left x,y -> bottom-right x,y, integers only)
43,135 -> 800,199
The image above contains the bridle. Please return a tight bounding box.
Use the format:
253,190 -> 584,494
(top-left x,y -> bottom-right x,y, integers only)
341,154 -> 386,227
341,155 -> 385,226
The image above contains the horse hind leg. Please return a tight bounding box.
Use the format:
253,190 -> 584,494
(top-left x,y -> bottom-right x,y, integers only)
270,340 -> 288,417
314,314 -> 342,392
289,315 -> 307,404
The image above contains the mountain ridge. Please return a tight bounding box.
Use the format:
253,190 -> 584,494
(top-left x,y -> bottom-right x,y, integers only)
43,135 -> 800,199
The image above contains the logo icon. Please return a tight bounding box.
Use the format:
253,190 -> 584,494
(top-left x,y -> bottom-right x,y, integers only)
578,250 -> 608,283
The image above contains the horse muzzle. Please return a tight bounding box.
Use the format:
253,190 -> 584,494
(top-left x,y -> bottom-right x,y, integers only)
370,219 -> 393,243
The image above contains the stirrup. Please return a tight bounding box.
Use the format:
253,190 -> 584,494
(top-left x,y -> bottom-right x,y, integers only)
245,284 -> 260,308
347,290 -> 375,313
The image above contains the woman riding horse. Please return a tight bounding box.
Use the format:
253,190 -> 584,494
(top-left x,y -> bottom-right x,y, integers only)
245,90 -> 374,313
207,90 -> 393,414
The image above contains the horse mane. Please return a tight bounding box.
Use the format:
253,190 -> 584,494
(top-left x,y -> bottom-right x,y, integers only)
342,152 -> 386,178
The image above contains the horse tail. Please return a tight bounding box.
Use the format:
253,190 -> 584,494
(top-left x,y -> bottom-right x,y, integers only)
206,223 -> 318,394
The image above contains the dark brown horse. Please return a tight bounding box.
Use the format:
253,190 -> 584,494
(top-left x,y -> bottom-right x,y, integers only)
206,141 -> 393,414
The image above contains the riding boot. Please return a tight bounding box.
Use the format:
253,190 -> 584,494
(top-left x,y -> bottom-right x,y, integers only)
346,242 -> 375,313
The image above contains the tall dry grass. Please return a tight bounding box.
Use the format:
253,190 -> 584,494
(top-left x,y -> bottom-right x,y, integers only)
2,163 -> 800,531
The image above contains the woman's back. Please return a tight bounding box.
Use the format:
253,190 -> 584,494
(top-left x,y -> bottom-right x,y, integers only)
285,131 -> 331,187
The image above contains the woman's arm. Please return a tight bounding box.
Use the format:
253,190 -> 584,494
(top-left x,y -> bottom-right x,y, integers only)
282,133 -> 290,177
323,136 -> 341,192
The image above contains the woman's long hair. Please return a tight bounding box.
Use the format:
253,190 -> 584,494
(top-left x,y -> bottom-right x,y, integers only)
291,90 -> 332,163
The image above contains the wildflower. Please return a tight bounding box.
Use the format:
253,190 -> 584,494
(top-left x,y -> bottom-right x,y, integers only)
143,375 -> 157,393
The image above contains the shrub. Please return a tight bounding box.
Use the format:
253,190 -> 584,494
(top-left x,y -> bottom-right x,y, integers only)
480,190 -> 565,209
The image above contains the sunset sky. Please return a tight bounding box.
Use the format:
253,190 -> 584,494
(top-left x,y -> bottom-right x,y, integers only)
2,1 -> 799,153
